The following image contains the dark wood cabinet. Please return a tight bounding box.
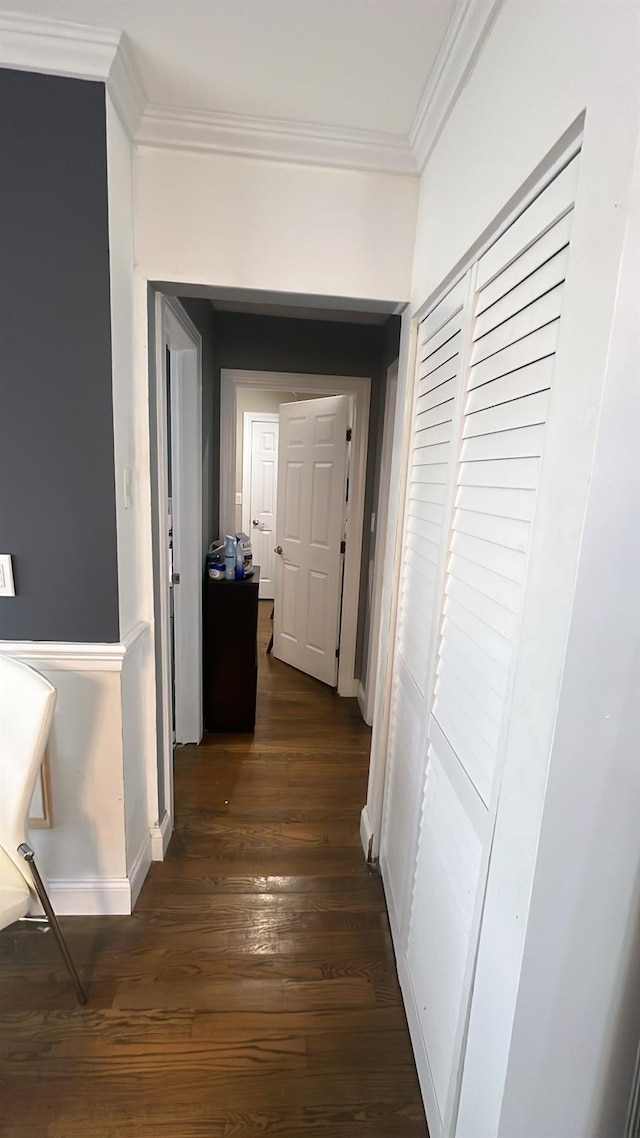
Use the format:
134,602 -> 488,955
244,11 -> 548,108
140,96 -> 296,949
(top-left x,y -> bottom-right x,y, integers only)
204,569 -> 260,732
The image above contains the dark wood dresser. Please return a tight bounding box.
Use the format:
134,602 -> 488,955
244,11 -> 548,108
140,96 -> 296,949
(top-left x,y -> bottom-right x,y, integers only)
204,568 -> 260,732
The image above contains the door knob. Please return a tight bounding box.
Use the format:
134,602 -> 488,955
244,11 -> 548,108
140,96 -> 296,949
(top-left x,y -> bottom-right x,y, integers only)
274,546 -> 283,555
252,519 -> 260,527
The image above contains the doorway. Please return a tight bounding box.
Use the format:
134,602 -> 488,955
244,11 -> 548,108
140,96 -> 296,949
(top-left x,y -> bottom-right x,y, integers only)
221,369 -> 370,697
148,292 -> 402,863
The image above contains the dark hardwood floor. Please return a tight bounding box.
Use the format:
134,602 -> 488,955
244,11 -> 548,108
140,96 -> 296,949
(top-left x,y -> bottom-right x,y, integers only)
0,602 -> 428,1137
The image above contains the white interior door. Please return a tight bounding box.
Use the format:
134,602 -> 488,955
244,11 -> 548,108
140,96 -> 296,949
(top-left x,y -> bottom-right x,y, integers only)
163,300 -> 203,749
273,394 -> 350,686
243,412 -> 279,599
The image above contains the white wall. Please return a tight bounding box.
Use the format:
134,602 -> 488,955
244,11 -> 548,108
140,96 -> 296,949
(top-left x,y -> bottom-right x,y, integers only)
134,147 -> 418,302
371,0 -> 640,1134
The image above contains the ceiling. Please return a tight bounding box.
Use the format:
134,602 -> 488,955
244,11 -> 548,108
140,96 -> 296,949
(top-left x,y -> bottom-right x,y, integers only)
0,0 -> 458,139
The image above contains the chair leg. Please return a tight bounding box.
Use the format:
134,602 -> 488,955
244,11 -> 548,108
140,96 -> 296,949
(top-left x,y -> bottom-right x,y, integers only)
18,843 -> 87,1006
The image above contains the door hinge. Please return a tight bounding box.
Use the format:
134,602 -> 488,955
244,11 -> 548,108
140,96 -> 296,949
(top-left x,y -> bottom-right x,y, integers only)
340,540 -> 346,554
335,647 -> 340,659
346,427 -> 352,441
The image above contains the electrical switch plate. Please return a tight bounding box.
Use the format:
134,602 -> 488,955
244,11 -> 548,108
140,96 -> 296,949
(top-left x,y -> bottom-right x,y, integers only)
0,554 -> 15,596
235,492 -> 242,505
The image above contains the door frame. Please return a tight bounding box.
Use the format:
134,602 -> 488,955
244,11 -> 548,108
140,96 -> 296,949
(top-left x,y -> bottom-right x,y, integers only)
153,295 -> 203,843
241,410 -> 280,600
221,369 -> 370,697
360,359 -> 399,727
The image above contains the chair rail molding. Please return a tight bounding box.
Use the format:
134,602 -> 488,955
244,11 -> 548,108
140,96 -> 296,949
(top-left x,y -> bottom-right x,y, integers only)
0,622 -> 147,672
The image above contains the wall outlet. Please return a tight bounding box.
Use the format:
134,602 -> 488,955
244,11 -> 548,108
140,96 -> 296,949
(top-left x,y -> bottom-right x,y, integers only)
0,554 -> 16,596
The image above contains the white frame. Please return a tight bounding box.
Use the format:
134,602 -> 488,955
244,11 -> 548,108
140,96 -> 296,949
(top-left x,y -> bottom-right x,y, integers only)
153,295 -> 203,838
360,359 -> 398,728
221,369 -> 370,697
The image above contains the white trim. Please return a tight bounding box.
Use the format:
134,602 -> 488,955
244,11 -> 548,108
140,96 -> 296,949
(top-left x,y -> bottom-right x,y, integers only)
164,299 -> 203,746
0,622 -> 147,672
153,296 -> 174,828
152,296 -> 203,844
44,877 -> 132,916
150,810 -> 173,861
366,317 -> 419,863
363,360 -> 398,728
409,0 -> 505,172
221,369 -> 370,697
137,104 -> 417,175
128,829 -> 152,909
0,12 -> 145,138
105,32 -> 146,139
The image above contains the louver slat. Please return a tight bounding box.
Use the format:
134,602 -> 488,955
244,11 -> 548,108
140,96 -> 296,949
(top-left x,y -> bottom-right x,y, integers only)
382,277 -> 467,938
432,173 -> 573,807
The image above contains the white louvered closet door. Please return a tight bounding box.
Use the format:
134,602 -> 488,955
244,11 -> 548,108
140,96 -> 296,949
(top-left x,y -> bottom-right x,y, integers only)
381,276 -> 472,937
405,152 -> 581,1136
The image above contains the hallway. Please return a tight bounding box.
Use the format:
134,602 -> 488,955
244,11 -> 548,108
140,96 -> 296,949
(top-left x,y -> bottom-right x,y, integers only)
0,602 -> 427,1137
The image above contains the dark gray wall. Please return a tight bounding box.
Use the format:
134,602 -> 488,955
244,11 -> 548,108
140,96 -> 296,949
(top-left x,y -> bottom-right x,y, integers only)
212,310 -> 400,679
0,68 -> 118,642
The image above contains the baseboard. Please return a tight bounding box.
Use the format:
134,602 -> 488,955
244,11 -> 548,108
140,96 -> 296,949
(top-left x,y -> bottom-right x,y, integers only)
357,680 -> 373,725
360,804 -> 374,861
41,876 -> 133,916
150,810 -> 173,860
128,829 -> 152,909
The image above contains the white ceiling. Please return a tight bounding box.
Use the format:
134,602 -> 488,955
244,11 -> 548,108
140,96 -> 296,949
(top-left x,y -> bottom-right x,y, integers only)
0,0 -> 458,138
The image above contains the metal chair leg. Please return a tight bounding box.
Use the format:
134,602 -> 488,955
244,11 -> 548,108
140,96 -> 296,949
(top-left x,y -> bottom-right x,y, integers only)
18,843 -> 87,1006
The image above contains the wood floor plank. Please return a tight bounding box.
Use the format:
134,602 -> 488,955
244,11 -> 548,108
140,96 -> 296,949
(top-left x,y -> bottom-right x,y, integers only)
0,601 -> 427,1136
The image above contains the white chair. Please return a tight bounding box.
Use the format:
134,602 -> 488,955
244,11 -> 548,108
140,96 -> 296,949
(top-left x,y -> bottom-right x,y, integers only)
0,654 -> 87,1005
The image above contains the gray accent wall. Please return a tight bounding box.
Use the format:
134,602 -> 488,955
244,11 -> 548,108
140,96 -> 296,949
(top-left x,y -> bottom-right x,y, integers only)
0,68 -> 118,643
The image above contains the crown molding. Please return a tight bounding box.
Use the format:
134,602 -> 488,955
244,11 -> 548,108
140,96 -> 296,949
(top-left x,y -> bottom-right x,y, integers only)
409,0 -> 505,172
106,29 -> 146,137
136,104 -> 418,175
0,2 -> 503,175
0,11 -> 145,137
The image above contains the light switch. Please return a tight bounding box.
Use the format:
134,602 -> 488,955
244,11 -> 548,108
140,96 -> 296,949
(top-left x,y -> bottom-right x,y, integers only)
235,492 -> 242,505
0,554 -> 16,596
